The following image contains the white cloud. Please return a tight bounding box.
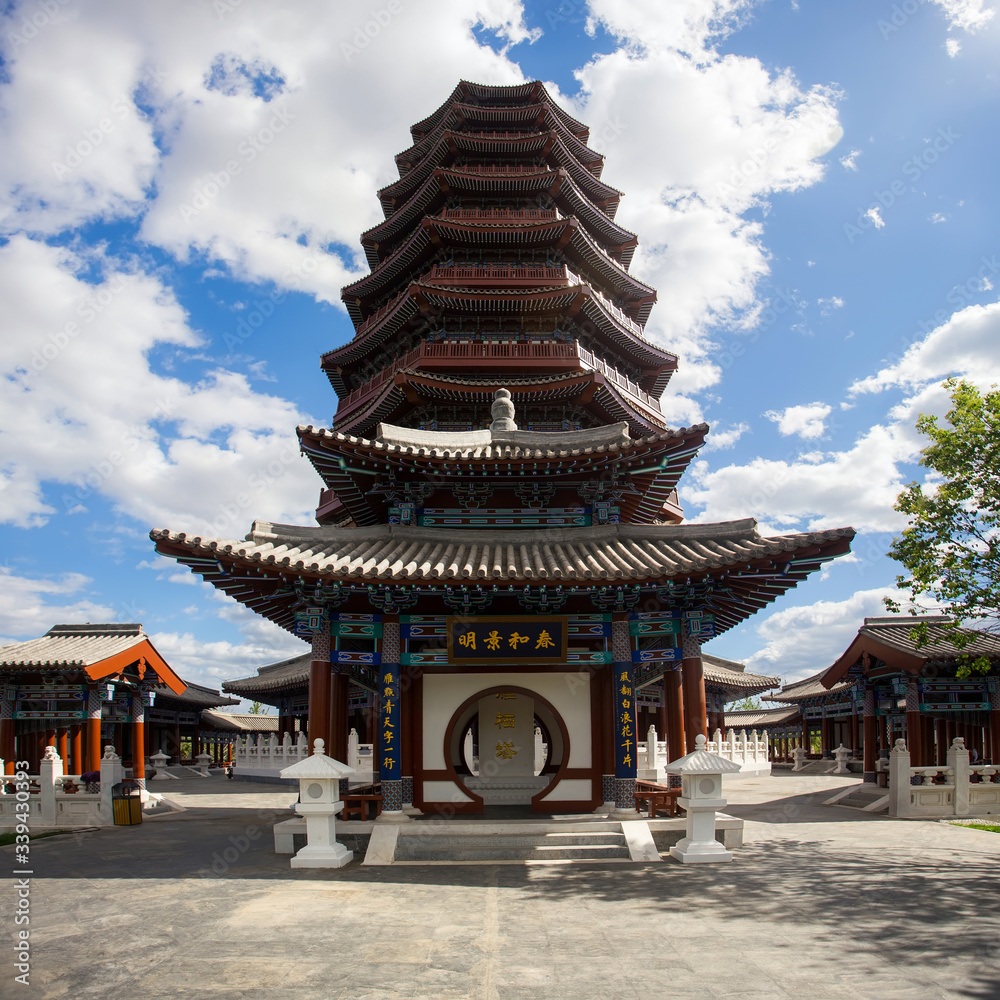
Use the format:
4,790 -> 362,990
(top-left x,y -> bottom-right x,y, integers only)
0,236 -> 319,534
0,567 -> 116,644
865,206 -> 885,229
703,421 -> 751,450
744,587 -> 900,682
929,211 -> 948,223
850,299 -> 1000,395
817,295 -> 844,316
839,149 -> 861,171
931,0 -> 995,32
764,401 -> 832,439
946,37 -> 962,56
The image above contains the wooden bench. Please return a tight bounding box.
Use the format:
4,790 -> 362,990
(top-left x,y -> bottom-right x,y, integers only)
634,780 -> 681,818
341,792 -> 382,821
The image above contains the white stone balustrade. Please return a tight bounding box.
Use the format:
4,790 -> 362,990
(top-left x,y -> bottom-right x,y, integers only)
0,745 -> 125,830
889,737 -> 1000,819
232,731 -> 314,777
640,726 -> 771,776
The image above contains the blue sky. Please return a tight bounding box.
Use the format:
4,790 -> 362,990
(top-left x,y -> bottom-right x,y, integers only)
1,0 -> 998,699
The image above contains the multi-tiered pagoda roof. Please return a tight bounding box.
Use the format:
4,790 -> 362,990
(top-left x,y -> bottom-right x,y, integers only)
151,81 -> 855,693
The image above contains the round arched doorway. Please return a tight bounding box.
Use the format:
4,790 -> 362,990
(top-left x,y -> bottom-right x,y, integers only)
442,685 -> 572,809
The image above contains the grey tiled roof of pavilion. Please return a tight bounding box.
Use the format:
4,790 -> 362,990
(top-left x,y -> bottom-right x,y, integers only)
200,709 -> 282,732
769,671 -> 854,704
223,653 -> 311,696
857,616 -> 1000,661
297,419 -> 696,462
151,681 -> 237,709
702,655 -> 779,693
0,624 -> 147,669
724,705 -> 800,728
152,518 -> 853,584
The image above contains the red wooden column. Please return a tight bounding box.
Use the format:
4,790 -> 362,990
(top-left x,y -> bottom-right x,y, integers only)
86,689 -> 103,772
801,715 -> 811,756
662,666 -> 685,765
680,628 -> 707,754
69,724 -> 82,775
132,694 -> 146,788
58,728 -> 69,763
308,629 -> 332,751
862,689 -> 877,782
905,680 -> 922,766
820,714 -> 832,757
329,671 -> 349,765
0,688 -> 15,774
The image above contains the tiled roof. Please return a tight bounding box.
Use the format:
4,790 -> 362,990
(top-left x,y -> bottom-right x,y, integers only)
152,681 -> 238,709
0,624 -> 146,668
702,655 -> 779,694
770,671 -> 854,704
200,709 -> 281,732
223,653 -> 311,696
724,705 -> 800,728
858,616 -> 1000,660
153,518 -> 853,585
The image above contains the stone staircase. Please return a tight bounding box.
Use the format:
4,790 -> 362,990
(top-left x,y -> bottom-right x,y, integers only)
390,821 -> 632,863
824,783 -> 889,813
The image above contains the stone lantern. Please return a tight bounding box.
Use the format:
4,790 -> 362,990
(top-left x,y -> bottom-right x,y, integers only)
279,738 -> 355,869
665,733 -> 743,864
148,749 -> 170,779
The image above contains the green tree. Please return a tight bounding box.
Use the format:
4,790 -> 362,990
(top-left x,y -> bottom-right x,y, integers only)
727,695 -> 764,712
885,379 -> 1000,676
248,701 -> 268,715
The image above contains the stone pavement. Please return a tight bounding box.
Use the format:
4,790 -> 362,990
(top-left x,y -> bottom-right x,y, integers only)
2,771 -> 998,999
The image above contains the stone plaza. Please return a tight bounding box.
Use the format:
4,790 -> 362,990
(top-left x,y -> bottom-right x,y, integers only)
5,770 -> 998,999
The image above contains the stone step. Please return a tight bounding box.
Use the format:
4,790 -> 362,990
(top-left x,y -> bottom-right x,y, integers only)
836,787 -> 888,811
394,830 -> 630,863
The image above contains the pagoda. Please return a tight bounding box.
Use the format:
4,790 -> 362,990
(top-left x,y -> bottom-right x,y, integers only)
152,81 -> 854,815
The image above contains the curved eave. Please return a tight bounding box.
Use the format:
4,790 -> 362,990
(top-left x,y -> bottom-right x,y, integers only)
410,82 -> 590,144
404,100 -> 595,178
384,127 -> 607,218
322,283 -> 675,390
341,222 -> 655,325
149,522 -> 856,637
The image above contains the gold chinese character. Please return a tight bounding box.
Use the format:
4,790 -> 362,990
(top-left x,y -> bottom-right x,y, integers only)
508,632 -> 529,649
383,673 -> 394,684
495,712 -> 515,729
496,692 -> 516,700
621,725 -> 633,738
621,739 -> 633,753
495,741 -> 517,760
458,631 -> 476,650
383,686 -> 393,698
622,699 -> 630,710
620,683 -> 630,695
622,753 -> 632,767
383,700 -> 395,714
382,757 -> 395,770
535,630 -> 555,650
485,630 -> 502,651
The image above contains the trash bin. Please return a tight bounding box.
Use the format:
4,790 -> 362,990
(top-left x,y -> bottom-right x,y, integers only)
112,781 -> 142,825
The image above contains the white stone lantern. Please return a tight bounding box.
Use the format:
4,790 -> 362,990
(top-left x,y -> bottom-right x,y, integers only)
665,733 -> 743,864
149,749 -> 170,780
279,738 -> 355,869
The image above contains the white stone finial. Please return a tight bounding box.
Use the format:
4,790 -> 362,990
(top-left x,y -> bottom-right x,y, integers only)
952,736 -> 966,749
893,738 -> 907,751
102,745 -> 118,760
312,738 -> 326,755
695,733 -> 707,750
43,746 -> 60,761
490,387 -> 517,432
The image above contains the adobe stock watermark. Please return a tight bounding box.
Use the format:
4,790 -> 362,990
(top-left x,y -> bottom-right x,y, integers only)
61,397 -> 177,513
209,441 -> 302,534
843,127 -> 959,244
341,1 -> 403,63
877,0 -> 935,40
21,272 -> 130,378
222,251 -> 323,352
50,95 -> 134,180
177,107 -> 295,223
5,0 -> 73,51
